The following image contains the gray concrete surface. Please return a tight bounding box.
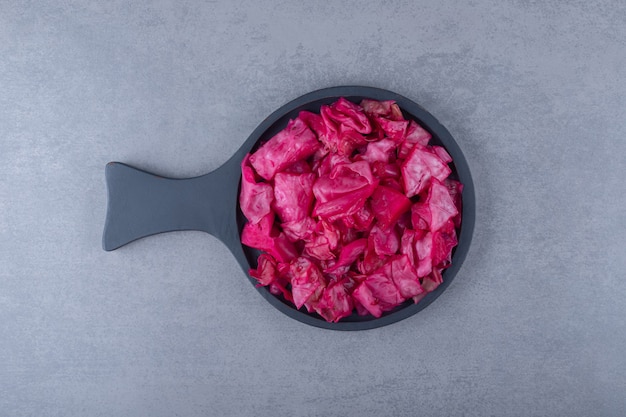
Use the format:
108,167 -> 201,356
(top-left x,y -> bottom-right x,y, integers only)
1,1 -> 625,416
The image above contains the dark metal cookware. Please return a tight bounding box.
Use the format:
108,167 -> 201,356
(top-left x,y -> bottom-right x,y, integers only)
102,86 -> 475,330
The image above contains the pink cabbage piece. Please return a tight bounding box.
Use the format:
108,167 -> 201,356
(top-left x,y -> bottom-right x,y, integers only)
303,220 -> 340,261
396,210 -> 412,230
248,253 -> 278,286
336,129 -> 368,157
379,255 -> 424,299
411,213 -> 457,275
369,223 -> 399,257
352,270 -> 404,318
281,217 -> 316,242
313,187 -> 377,222
241,212 -> 274,248
432,222 -> 458,268
433,146 -> 452,163
360,98 -> 407,142
401,145 -> 452,197
411,201 -> 431,231
284,160 -> 312,174
412,292 -> 428,305
422,268 -> 443,292
317,99 -> 372,154
314,153 -> 351,178
289,257 -> 327,309
400,228 -> 418,266
298,110 -> 328,143
314,280 -> 354,323
352,281 -> 383,318
332,219 -> 360,245
360,99 -> 404,121
249,117 -> 320,180
359,139 -> 397,164
324,97 -> 372,134
445,178 -> 464,228
269,279 -> 293,303
358,237 -> 388,275
376,117 -> 408,142
380,177 -> 403,192
424,178 -> 459,232
406,120 -> 432,146
313,161 -> 375,203
273,172 -> 315,223
241,213 -> 297,263
324,238 -> 367,274
414,231 -> 434,278
341,201 -> 375,232
370,185 -> 412,229
240,154 -> 274,224
398,120 -> 432,158
312,161 -> 378,221
371,161 -> 401,180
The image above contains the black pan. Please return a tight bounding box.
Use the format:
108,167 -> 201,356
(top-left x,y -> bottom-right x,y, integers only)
103,86 -> 475,330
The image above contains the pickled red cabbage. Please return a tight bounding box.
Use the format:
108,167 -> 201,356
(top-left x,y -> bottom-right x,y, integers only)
241,98 -> 462,322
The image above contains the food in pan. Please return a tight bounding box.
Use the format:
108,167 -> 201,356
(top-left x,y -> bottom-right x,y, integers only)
240,98 -> 462,322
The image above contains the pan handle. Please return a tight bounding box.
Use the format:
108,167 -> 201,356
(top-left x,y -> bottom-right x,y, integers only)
102,160 -> 240,251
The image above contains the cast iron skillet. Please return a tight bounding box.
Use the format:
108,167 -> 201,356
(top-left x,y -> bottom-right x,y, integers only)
102,86 -> 475,330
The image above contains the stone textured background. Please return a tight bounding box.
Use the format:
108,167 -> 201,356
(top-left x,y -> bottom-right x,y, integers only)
1,1 -> 625,416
